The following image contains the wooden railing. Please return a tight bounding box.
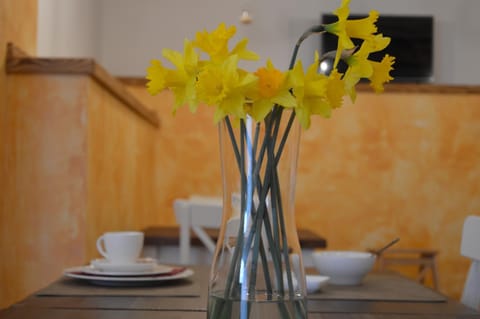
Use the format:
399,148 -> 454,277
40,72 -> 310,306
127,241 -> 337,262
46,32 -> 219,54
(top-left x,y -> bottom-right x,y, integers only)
6,43 -> 159,127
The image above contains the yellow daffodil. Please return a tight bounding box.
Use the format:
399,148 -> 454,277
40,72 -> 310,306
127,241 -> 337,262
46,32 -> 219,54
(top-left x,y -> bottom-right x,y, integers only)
146,39 -> 200,113
146,59 -> 169,96
193,23 -> 259,63
343,34 -> 392,101
230,39 -> 260,61
324,0 -> 379,69
290,52 -> 331,129
325,69 -> 346,110
345,11 -> 378,41
343,55 -> 373,102
146,1 -> 394,129
323,0 -> 353,68
247,60 -> 296,121
369,54 -> 395,93
193,23 -> 235,62
196,55 -> 257,123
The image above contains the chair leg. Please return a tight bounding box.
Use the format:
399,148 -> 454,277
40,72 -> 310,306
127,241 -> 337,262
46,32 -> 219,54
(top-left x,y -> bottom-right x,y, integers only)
417,263 -> 427,284
431,259 -> 439,290
461,260 -> 480,311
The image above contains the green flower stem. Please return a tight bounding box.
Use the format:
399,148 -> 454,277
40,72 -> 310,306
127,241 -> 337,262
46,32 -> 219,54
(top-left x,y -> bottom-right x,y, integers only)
245,106 -> 301,297
233,115 -> 284,296
273,168 -> 294,296
289,25 -> 325,69
224,117 -> 242,170
265,119 -> 286,292
224,118 -> 277,299
258,235 -> 273,295
272,110 -> 298,294
275,111 -> 296,165
222,118 -> 247,300
250,123 -> 278,276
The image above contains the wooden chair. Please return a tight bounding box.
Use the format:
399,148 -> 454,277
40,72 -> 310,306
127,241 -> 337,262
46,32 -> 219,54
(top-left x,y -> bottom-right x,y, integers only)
376,248 -> 439,290
174,196 -> 223,265
460,215 -> 480,311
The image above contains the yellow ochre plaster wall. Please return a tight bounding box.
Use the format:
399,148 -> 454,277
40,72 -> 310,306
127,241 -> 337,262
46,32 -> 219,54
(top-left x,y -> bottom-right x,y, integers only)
1,72 -> 162,309
0,0 -> 38,309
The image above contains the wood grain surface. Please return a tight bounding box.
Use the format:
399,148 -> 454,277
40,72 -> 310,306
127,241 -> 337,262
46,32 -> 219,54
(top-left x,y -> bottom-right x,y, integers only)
1,266 -> 479,319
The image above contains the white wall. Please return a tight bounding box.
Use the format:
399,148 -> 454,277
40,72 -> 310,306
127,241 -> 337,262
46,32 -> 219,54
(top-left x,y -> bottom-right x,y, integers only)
37,0 -> 480,84
37,0 -> 99,58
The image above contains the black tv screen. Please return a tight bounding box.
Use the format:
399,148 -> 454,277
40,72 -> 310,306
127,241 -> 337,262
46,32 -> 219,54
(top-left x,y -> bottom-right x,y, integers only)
320,14 -> 434,83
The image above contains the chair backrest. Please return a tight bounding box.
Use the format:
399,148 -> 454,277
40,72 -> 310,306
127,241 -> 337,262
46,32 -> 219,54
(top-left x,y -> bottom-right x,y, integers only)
460,215 -> 480,311
174,196 -> 223,264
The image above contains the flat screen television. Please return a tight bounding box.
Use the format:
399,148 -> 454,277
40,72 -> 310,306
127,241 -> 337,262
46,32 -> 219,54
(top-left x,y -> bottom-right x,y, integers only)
320,14 -> 434,83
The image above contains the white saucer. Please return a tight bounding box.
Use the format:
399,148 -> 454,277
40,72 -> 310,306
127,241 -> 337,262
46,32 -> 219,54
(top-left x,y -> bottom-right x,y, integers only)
90,257 -> 157,274
64,266 -> 194,287
85,263 -> 173,276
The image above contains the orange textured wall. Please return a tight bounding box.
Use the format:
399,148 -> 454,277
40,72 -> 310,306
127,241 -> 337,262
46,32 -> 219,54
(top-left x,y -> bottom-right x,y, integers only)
0,0 -> 38,309
125,86 -> 223,229
0,73 -> 161,309
1,75 -> 88,308
86,79 -> 160,258
127,85 -> 480,301
296,92 -> 480,300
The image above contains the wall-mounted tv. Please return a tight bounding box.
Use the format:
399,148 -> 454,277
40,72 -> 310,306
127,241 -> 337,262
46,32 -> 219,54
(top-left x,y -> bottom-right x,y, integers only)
320,14 -> 434,83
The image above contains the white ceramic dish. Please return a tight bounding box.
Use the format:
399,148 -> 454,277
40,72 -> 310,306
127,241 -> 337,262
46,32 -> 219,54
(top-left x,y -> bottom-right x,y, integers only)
90,257 -> 156,273
64,266 -> 194,287
83,263 -> 173,276
305,275 -> 330,293
312,251 -> 376,285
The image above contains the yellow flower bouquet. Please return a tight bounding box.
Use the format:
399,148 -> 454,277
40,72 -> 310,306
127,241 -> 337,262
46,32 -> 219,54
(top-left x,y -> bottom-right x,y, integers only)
146,0 -> 394,318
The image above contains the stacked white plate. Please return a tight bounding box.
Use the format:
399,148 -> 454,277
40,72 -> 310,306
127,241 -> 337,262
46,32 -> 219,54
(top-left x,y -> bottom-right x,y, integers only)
64,257 -> 193,286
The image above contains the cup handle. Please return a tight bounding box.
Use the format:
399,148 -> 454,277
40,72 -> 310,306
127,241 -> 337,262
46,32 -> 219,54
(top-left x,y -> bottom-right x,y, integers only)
96,235 -> 108,259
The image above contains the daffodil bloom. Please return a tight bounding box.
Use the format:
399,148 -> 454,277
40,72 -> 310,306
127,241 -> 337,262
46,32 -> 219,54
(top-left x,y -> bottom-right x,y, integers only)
196,55 -> 257,123
324,0 -> 379,69
343,34 -> 392,101
247,60 -> 296,121
290,53 -> 331,129
325,69 -> 346,110
193,23 -> 235,62
343,53 -> 373,102
146,0 -> 394,128
230,39 -> 260,61
345,11 -> 378,41
146,39 -> 200,113
146,59 -> 169,96
323,0 -> 352,68
369,54 -> 395,93
193,23 -> 259,63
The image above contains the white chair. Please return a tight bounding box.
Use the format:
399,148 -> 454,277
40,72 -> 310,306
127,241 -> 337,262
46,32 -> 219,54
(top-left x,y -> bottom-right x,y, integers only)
174,196 -> 223,265
460,215 -> 480,311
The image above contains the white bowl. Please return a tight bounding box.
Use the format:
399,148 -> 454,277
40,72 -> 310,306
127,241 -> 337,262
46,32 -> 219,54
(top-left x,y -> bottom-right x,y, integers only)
305,275 -> 330,293
312,251 -> 376,285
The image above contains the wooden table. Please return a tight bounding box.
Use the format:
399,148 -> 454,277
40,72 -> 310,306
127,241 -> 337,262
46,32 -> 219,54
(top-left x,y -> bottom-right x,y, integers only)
143,226 -> 327,266
143,226 -> 327,248
1,266 -> 479,319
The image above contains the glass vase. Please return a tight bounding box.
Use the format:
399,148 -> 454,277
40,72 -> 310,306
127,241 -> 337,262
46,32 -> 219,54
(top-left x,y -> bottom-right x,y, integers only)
207,110 -> 307,319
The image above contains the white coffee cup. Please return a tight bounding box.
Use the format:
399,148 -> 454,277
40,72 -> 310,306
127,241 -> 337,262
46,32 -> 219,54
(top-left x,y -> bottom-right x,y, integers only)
96,231 -> 144,264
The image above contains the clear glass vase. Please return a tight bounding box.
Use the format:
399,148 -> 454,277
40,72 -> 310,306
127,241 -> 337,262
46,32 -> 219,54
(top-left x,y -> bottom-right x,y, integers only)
207,110 -> 307,319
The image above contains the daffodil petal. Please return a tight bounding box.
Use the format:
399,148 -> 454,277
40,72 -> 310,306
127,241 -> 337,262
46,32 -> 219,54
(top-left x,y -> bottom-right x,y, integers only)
272,92 -> 296,108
